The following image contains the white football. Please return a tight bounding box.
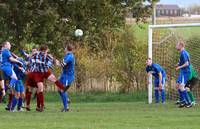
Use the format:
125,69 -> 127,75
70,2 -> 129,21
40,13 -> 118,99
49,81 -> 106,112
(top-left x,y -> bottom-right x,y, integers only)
75,29 -> 83,37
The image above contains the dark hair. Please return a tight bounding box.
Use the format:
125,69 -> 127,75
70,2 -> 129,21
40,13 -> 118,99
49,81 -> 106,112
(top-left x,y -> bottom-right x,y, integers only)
32,46 -> 38,50
66,44 -> 73,51
39,45 -> 48,52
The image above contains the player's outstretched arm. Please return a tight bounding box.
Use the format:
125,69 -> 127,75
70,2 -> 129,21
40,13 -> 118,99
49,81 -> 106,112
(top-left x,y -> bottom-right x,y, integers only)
9,56 -> 23,66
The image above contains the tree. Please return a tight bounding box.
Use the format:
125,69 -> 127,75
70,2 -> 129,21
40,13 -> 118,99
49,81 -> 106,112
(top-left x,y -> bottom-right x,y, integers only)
148,0 -> 160,25
0,0 -> 153,54
112,27 -> 147,92
0,0 -> 154,92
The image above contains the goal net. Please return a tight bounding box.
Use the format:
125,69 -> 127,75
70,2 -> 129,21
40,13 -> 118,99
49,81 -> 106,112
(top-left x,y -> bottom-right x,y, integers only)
148,23 -> 200,104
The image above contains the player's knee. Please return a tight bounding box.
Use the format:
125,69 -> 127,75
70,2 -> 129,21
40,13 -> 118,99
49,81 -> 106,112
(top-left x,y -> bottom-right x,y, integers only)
47,74 -> 57,82
37,83 -> 44,92
21,92 -> 25,98
16,93 -> 20,98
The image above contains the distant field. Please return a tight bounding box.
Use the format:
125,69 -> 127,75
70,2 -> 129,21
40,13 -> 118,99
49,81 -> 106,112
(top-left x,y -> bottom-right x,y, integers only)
0,93 -> 199,129
131,23 -> 200,44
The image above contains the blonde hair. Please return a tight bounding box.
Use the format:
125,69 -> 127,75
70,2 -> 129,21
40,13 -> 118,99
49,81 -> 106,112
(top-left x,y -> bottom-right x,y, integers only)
177,41 -> 185,47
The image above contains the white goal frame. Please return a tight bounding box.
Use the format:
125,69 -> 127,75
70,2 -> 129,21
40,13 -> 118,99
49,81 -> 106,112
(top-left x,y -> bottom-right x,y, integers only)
148,23 -> 200,104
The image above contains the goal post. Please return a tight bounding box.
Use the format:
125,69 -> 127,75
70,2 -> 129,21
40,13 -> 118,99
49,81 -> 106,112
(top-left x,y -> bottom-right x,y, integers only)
148,23 -> 200,104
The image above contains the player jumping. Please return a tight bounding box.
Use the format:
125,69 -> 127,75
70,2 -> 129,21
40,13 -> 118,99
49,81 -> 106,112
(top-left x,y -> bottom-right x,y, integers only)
56,44 -> 75,112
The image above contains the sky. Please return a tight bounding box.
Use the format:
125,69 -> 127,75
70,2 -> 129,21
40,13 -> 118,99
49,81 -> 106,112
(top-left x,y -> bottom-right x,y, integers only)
158,0 -> 200,8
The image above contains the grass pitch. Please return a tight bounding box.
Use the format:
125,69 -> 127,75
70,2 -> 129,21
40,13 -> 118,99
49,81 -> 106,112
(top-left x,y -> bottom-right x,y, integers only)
0,93 -> 199,129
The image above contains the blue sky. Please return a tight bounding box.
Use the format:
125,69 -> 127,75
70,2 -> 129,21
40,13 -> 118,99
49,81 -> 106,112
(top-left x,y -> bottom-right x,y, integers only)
158,0 -> 200,7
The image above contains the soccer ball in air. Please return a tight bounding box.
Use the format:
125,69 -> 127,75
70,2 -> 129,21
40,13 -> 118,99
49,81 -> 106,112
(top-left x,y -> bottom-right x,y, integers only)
74,29 -> 83,37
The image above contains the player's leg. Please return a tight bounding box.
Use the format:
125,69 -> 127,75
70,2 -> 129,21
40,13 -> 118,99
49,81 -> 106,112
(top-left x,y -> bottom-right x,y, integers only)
176,88 -> 184,104
176,73 -> 185,105
31,72 -> 45,112
1,66 -> 18,88
186,87 -> 195,104
25,73 -> 34,111
161,77 -> 166,104
17,80 -> 25,111
6,89 -> 14,110
58,74 -> 73,112
25,86 -> 32,111
185,80 -> 196,105
154,79 -> 160,103
0,69 -> 6,97
9,70 -> 18,88
11,81 -> 21,111
36,82 -> 44,112
177,73 -> 192,108
186,78 -> 197,105
46,72 -> 65,90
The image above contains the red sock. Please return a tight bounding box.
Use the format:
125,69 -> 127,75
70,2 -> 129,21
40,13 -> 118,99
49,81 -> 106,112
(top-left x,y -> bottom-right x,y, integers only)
38,92 -> 44,108
0,94 -> 2,103
36,93 -> 40,108
55,80 -> 65,90
26,91 -> 32,107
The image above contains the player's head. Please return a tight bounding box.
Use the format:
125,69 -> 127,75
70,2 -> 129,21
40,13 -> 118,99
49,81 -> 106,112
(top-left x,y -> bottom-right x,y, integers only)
2,41 -> 11,50
176,41 -> 185,51
32,46 -> 38,54
65,44 -> 73,53
146,58 -> 152,66
39,45 -> 49,54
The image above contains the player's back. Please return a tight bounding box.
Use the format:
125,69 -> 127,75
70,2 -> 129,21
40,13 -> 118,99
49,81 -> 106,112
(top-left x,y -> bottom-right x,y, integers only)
146,63 -> 166,78
179,50 -> 190,73
1,48 -> 12,66
30,52 -> 53,72
62,52 -> 75,77
13,58 -> 26,80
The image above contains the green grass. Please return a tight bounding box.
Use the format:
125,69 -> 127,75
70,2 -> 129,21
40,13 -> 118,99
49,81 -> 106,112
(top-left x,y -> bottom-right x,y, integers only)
0,93 -> 200,129
130,23 -> 200,43
44,91 -> 147,103
131,23 -> 148,44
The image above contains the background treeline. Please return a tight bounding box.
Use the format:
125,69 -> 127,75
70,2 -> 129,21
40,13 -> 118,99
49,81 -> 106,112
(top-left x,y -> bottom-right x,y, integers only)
0,0 -> 155,93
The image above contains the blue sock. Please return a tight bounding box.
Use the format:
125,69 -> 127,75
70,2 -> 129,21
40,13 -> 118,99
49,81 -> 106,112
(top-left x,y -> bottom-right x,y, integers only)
61,92 -> 68,109
11,96 -> 18,110
18,97 -> 23,109
58,91 -> 63,101
178,89 -> 184,102
154,89 -> 160,103
161,89 -> 165,103
182,90 -> 190,104
59,91 -> 66,109
59,91 -> 68,109
9,79 -> 17,88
